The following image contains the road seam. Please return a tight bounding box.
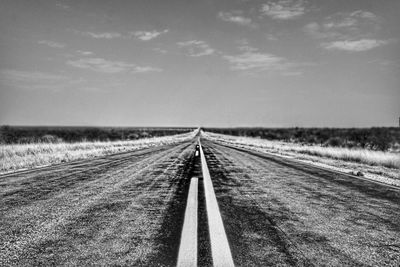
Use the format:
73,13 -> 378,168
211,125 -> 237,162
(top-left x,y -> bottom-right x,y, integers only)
199,141 -> 235,267
177,177 -> 199,267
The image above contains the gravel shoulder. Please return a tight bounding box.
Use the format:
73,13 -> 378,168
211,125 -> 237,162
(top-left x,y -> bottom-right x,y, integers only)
202,139 -> 400,266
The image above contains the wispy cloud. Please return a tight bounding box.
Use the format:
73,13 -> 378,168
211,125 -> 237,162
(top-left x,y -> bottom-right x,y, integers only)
72,29 -> 168,41
323,10 -> 378,30
322,39 -> 389,52
0,69 -> 67,83
55,2 -> 70,10
77,50 -> 94,56
303,22 -> 340,39
70,29 -> 123,39
218,11 -> 255,27
304,10 -> 390,52
0,69 -> 69,90
0,69 -> 124,92
177,40 -> 215,57
224,44 -> 309,75
84,32 -> 122,39
131,30 -> 169,41
236,39 -> 259,52
261,0 -> 307,20
38,40 -> 66,48
153,47 -> 168,54
66,57 -> 162,73
224,51 -> 286,71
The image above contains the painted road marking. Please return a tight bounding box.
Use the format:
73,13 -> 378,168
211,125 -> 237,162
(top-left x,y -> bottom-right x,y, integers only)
177,177 -> 198,267
199,141 -> 235,267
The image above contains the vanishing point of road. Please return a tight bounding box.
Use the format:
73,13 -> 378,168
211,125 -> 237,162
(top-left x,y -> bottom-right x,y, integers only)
1,135 -> 399,266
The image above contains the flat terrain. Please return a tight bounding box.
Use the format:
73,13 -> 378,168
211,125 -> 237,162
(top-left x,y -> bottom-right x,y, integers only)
1,136 -> 399,266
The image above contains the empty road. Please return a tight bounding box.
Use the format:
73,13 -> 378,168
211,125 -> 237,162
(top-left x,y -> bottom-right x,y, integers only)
1,136 -> 399,266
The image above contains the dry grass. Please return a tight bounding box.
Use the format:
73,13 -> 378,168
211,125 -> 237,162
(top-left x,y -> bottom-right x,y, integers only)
286,145 -> 400,169
0,131 -> 196,174
203,131 -> 400,169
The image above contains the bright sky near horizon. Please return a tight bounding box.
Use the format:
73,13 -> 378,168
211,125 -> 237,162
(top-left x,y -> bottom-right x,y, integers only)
0,0 -> 399,127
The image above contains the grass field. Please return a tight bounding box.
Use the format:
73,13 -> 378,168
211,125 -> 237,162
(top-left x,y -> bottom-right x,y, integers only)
0,130 -> 197,174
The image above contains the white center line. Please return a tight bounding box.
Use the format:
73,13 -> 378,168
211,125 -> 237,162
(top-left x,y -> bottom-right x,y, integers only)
177,177 -> 198,267
199,141 -> 235,267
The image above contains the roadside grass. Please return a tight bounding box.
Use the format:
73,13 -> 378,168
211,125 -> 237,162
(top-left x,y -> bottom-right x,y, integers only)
203,131 -> 400,169
0,131 -> 196,174
287,145 -> 400,169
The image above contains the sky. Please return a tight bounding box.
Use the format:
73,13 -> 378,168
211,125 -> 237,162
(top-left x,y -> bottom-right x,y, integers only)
0,0 -> 399,127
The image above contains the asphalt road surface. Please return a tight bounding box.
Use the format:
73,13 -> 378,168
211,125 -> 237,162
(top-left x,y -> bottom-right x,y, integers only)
1,137 -> 399,266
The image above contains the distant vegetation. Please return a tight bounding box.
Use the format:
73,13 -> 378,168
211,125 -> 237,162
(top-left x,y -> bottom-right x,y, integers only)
204,127 -> 400,151
203,131 -> 400,172
0,130 -> 196,173
0,126 -> 195,144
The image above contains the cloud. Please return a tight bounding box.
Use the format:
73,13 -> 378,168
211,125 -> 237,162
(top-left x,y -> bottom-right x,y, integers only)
236,39 -> 259,52
153,48 -> 168,54
55,2 -> 70,10
38,40 -> 66,48
72,29 -> 168,41
261,0 -> 306,20
177,40 -> 215,57
351,10 -> 378,20
223,51 -> 289,72
266,33 -> 279,41
303,22 -> 341,39
0,69 -> 67,83
323,10 -> 379,31
304,10 -> 380,40
321,39 -> 389,52
66,57 -> 162,73
0,69 -> 69,90
223,44 -> 311,74
83,32 -> 122,39
238,45 -> 258,52
304,10 -> 390,52
218,12 -> 254,27
70,29 -> 122,39
70,30 -> 123,39
77,50 -> 94,56
131,30 -> 169,41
